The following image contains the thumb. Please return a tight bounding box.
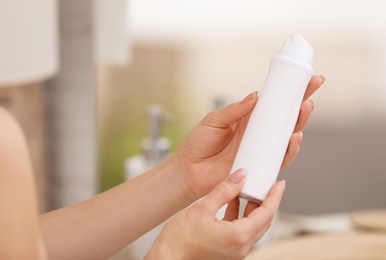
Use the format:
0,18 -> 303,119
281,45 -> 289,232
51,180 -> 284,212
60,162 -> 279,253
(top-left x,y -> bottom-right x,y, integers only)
201,92 -> 258,128
201,169 -> 247,215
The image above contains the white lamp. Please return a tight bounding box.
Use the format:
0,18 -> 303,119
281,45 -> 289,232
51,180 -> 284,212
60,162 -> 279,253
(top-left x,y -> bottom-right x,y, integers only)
0,0 -> 58,85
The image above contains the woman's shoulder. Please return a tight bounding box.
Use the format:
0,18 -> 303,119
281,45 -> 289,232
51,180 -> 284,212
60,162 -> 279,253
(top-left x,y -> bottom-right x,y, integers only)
0,107 -> 26,153
0,106 -> 17,126
0,106 -> 23,133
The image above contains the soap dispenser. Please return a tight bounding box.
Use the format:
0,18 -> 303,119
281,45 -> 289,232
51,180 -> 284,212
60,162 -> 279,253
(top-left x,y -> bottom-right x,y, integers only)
125,105 -> 171,179
124,104 -> 171,259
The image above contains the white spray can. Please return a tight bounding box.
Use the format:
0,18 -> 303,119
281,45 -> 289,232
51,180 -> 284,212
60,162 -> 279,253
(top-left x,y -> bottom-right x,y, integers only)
231,34 -> 314,203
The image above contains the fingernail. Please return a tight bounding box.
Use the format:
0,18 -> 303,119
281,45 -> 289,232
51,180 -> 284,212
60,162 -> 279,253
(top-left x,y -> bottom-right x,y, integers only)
282,180 -> 286,192
229,169 -> 247,184
298,132 -> 303,145
320,75 -> 326,84
241,91 -> 257,104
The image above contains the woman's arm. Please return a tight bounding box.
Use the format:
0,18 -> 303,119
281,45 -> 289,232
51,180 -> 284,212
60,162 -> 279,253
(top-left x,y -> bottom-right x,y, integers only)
39,75 -> 323,259
0,108 -> 47,259
40,154 -> 192,260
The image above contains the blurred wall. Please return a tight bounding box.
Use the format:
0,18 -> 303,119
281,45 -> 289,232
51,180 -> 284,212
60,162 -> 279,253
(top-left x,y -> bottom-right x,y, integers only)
280,124 -> 386,215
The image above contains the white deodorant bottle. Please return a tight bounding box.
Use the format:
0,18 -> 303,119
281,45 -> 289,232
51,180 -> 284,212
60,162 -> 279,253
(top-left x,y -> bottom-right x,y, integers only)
230,34 -> 314,203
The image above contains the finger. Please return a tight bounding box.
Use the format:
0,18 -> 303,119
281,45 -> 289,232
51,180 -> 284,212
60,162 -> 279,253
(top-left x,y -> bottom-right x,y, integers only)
293,100 -> 314,133
223,197 -> 240,221
303,75 -> 325,101
201,169 -> 247,216
202,92 -> 258,129
281,132 -> 302,169
246,180 -> 285,229
243,201 -> 261,218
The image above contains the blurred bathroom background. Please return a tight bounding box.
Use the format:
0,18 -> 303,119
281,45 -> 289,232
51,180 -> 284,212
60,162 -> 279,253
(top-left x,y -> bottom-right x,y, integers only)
1,0 -> 386,258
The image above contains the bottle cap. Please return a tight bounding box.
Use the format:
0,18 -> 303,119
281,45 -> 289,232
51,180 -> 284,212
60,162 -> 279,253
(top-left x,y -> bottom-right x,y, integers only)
279,34 -> 313,64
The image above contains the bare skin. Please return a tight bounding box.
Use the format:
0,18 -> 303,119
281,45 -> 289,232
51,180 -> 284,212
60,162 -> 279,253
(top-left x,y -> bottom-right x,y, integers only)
0,75 -> 324,259
0,108 -> 47,259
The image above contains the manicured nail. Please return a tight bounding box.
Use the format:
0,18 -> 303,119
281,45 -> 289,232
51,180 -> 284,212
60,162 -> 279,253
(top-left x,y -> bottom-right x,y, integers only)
241,91 -> 257,104
320,75 -> 326,84
298,132 -> 303,145
229,169 -> 247,184
282,180 -> 286,192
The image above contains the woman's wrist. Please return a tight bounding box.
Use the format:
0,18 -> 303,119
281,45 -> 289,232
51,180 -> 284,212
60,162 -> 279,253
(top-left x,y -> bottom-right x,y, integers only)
145,238 -> 182,260
165,151 -> 198,203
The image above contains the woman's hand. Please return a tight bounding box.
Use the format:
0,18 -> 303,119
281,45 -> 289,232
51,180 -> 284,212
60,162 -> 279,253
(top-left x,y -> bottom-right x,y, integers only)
146,169 -> 285,260
174,75 -> 324,200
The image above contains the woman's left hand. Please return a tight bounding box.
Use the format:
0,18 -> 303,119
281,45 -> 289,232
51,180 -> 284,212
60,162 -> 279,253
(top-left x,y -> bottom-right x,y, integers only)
173,75 -> 324,200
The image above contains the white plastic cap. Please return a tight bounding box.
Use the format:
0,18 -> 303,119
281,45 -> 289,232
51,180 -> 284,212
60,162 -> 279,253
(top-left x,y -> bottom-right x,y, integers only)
279,34 -> 313,64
